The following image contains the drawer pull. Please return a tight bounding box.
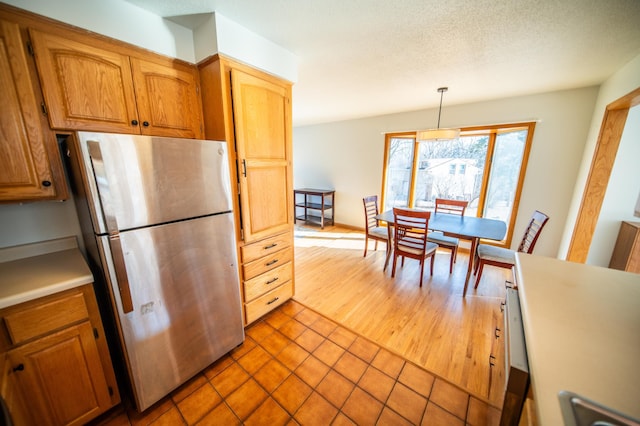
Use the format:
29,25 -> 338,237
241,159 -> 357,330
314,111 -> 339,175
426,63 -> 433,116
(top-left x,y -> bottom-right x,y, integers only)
266,277 -> 279,285
265,259 -> 278,266
13,364 -> 24,372
267,297 -> 280,305
264,243 -> 278,250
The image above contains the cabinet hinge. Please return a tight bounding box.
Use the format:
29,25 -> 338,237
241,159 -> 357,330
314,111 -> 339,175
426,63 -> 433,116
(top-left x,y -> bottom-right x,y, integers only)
93,327 -> 99,339
40,102 -> 48,116
26,41 -> 34,56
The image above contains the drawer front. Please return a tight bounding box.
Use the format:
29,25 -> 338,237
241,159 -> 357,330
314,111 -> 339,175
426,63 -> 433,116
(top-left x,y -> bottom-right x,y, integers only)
244,281 -> 293,324
241,232 -> 292,264
3,292 -> 89,344
244,262 -> 293,302
243,247 -> 293,281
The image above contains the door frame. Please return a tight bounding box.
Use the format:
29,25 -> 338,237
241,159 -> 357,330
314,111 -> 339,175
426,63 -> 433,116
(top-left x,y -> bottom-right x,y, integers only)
566,86 -> 640,262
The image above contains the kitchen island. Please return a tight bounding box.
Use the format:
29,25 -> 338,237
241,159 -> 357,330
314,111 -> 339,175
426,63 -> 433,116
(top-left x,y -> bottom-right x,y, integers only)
515,253 -> 640,425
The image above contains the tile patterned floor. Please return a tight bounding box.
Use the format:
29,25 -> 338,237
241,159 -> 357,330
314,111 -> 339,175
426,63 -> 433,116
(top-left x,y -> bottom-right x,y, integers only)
94,300 -> 500,425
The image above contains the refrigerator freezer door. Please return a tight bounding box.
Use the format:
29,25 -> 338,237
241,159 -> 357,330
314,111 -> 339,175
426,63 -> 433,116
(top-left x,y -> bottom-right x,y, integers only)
100,213 -> 243,411
78,132 -> 233,233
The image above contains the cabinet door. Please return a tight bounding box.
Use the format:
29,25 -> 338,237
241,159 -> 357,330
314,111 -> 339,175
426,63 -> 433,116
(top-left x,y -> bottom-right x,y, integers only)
29,29 -> 140,134
0,20 -> 61,201
6,322 -> 112,426
130,57 -> 203,139
232,69 -> 293,242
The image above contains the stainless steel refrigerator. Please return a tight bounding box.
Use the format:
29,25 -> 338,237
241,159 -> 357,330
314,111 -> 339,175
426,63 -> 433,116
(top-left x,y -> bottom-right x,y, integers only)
67,132 -> 244,411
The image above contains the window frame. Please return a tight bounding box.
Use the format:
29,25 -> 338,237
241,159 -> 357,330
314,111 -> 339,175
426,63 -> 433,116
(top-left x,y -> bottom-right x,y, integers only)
380,122 -> 535,248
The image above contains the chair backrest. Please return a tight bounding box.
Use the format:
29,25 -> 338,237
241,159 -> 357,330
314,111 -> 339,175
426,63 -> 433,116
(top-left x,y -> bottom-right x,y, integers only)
363,195 -> 380,231
393,208 -> 431,256
517,210 -> 550,254
434,198 -> 468,216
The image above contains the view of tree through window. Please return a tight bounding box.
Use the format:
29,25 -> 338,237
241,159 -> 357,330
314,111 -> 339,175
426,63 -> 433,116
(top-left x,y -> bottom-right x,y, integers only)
381,123 -> 534,246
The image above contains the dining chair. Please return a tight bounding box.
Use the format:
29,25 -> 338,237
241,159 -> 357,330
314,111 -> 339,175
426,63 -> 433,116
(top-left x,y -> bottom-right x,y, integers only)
427,198 -> 469,273
362,195 -> 389,257
391,208 -> 439,287
474,210 -> 549,288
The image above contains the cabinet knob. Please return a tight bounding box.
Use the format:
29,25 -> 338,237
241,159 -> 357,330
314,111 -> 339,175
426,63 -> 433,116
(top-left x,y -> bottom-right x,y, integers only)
131,119 -> 139,126
13,364 -> 24,372
41,180 -> 51,187
142,121 -> 150,127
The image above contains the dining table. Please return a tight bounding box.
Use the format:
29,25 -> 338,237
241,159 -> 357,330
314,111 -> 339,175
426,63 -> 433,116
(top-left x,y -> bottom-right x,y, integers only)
375,209 -> 507,296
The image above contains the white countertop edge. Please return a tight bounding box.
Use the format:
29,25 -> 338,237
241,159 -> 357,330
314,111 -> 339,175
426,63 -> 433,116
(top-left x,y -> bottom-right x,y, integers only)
0,236 -> 79,263
0,274 -> 94,310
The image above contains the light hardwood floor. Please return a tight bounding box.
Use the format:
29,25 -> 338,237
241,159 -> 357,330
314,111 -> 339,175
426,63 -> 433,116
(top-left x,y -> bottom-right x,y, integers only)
293,225 -> 510,408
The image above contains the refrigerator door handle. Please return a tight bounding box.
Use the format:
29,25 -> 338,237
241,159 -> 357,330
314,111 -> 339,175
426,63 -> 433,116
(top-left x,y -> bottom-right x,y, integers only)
87,141 -> 118,232
109,233 -> 134,313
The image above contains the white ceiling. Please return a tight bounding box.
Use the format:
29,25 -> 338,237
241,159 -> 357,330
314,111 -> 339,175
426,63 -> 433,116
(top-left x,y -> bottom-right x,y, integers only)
125,0 -> 640,126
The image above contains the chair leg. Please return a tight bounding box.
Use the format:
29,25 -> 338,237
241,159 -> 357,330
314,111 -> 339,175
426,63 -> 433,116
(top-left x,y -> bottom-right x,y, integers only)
448,248 -> 454,274
374,241 -> 378,251
430,253 -> 435,276
474,262 -> 485,288
363,237 -> 368,257
391,253 -> 398,278
419,259 -> 425,287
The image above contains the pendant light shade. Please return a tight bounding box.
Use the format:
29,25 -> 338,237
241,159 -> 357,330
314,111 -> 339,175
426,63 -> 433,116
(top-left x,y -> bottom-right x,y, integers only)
417,87 -> 460,141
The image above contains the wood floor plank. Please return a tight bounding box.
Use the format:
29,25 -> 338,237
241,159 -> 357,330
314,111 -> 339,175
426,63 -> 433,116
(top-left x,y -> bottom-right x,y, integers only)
293,225 -> 509,407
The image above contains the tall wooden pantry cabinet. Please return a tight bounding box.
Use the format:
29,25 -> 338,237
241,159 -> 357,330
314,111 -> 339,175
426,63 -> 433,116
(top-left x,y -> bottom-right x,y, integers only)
198,55 -> 294,325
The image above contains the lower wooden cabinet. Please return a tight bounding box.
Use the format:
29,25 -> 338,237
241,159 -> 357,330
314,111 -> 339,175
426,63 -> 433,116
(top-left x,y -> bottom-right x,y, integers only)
240,231 -> 294,324
609,221 -> 640,273
0,285 -> 119,425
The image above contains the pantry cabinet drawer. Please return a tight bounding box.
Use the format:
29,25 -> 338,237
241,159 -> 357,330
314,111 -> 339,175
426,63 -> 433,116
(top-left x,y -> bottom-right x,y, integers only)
241,232 -> 292,264
243,247 -> 293,281
3,292 -> 89,345
244,262 -> 293,302
244,281 -> 293,324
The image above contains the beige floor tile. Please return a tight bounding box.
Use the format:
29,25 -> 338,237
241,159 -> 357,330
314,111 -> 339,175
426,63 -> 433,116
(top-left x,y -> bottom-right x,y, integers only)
371,348 -> 406,379
176,383 -> 221,425
429,378 -> 470,420
316,370 -> 355,409
421,401 -> 465,426
341,387 -> 383,425
334,351 -> 368,383
295,355 -> 330,388
312,338 -> 345,367
386,382 -> 428,425
358,366 -> 395,403
225,378 -> 269,420
398,362 -> 435,398
253,358 -> 291,393
348,336 -> 380,363
294,392 -> 338,425
272,374 -> 313,415
244,397 -> 291,426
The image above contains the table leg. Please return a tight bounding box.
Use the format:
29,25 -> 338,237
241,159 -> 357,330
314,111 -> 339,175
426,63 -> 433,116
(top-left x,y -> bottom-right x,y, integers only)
463,237 -> 478,296
383,226 -> 392,271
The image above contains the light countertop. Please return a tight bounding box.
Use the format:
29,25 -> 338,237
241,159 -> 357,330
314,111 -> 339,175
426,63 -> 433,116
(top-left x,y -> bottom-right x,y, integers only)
0,237 -> 93,309
515,253 -> 640,425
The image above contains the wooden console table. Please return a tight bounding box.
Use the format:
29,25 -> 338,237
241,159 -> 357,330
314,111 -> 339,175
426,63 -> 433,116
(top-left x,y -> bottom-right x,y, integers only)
294,188 -> 335,229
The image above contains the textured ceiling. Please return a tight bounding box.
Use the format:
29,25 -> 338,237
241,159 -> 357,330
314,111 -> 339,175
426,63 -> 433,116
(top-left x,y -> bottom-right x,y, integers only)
125,0 -> 640,126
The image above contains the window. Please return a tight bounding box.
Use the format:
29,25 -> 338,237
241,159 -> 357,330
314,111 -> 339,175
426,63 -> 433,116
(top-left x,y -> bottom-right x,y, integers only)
381,123 -> 535,247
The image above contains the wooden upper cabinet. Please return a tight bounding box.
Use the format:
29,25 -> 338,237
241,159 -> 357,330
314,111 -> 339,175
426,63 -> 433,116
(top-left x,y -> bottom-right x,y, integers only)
130,57 -> 203,138
29,29 -> 139,134
29,29 -> 203,138
0,19 -> 66,202
231,68 -> 293,242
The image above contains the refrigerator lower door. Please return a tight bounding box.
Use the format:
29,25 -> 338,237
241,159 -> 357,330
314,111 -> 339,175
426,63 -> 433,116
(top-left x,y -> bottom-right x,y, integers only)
99,213 -> 243,411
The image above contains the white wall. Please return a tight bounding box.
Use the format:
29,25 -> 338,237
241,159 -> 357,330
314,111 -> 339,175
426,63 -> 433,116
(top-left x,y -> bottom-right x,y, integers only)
558,54 -> 640,265
3,0 -> 196,62
293,87 -> 599,258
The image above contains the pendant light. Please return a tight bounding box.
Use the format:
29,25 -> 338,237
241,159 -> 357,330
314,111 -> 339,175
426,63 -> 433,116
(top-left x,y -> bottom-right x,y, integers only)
416,87 -> 460,141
